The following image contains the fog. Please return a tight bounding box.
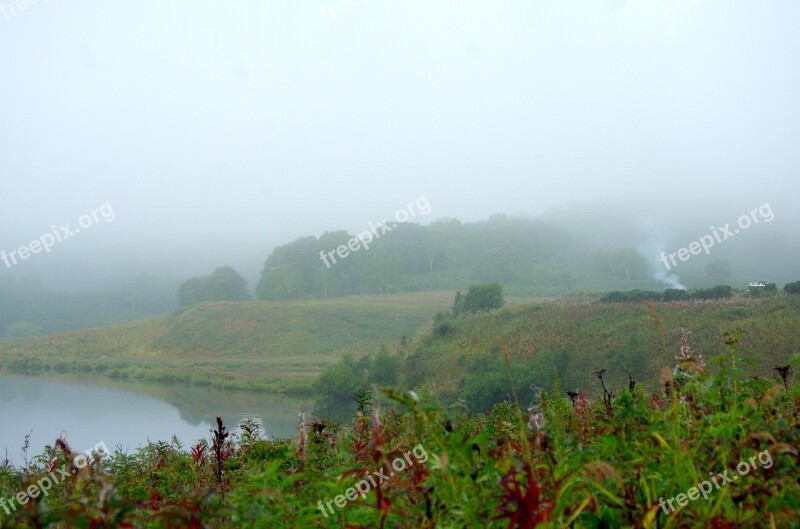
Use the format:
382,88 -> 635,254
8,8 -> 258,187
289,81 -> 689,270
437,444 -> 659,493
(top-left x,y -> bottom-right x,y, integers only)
1,0 -> 798,291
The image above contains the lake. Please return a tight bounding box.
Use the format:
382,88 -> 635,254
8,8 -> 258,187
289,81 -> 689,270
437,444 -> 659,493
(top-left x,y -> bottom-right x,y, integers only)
0,375 -> 312,463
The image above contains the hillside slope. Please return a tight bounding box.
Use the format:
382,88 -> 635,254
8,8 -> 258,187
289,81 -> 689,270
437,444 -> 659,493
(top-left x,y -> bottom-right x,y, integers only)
0,292 -> 453,393
401,295 -> 800,407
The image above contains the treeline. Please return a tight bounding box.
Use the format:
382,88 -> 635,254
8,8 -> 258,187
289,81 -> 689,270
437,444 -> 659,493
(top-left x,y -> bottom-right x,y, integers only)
601,285 -> 736,302
254,215 -> 656,300
602,281 -> 800,303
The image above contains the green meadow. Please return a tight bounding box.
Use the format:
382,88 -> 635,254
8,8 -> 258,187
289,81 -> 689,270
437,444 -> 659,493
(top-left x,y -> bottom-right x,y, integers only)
0,292 -> 454,393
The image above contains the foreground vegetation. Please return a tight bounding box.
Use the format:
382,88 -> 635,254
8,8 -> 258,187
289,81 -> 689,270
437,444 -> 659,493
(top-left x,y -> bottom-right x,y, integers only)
0,332 -> 797,528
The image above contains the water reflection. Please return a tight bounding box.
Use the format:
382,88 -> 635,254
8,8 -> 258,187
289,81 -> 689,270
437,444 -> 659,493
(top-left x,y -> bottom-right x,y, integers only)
0,375 -> 310,463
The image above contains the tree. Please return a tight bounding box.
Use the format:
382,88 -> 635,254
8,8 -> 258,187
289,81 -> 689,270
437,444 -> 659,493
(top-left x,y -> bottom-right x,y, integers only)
784,280 -> 800,295
255,266 -> 304,300
471,249 -> 514,283
663,288 -> 690,301
205,267 -> 250,301
690,285 -> 733,300
312,269 -> 348,299
462,283 -> 505,313
369,346 -> 398,386
178,266 -> 250,306
178,277 -> 206,306
363,251 -> 403,294
452,291 -> 465,317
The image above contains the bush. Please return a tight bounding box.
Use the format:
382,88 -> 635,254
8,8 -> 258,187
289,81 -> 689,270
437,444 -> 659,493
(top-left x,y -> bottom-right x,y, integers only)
432,319 -> 454,337
691,285 -> 733,300
313,354 -> 368,404
784,280 -> 800,295
601,289 -> 664,302
369,347 -> 398,386
750,283 -> 779,297
461,283 -> 505,313
663,288 -> 690,301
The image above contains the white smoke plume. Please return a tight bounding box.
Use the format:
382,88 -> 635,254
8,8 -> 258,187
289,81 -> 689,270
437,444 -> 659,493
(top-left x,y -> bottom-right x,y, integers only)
637,238 -> 686,290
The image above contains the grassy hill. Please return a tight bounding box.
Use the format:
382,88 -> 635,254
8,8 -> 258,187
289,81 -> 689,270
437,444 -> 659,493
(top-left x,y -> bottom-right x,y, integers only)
400,294 -> 800,407
6,289 -> 798,402
0,292 -> 455,393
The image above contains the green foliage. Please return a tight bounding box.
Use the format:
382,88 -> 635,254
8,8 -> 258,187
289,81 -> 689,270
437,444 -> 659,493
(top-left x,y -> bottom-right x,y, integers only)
662,288 -> 690,301
178,266 -> 250,306
431,312 -> 454,337
462,348 -> 571,411
691,284 -> 734,300
452,290 -> 465,317
462,282 -> 505,313
603,285 -> 735,302
369,346 -> 398,386
2,357 -> 799,528
362,250 -> 404,294
601,289 -> 663,302
255,265 -> 305,300
0,292 -> 451,394
471,248 -> 514,282
313,347 -> 400,402
399,296 -> 800,404
313,354 -> 367,403
252,216 -> 679,301
750,282 -> 779,297
784,280 -> 800,295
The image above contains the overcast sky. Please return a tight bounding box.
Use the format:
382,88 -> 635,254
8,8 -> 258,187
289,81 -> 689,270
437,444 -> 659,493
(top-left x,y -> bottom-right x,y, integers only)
1,0 -> 798,289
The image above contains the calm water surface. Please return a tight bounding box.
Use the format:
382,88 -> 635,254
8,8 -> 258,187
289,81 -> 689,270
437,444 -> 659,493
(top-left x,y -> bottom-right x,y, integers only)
0,375 -> 310,463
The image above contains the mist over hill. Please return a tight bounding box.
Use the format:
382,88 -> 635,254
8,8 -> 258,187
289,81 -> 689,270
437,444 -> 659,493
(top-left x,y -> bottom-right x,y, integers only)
2,200 -> 797,336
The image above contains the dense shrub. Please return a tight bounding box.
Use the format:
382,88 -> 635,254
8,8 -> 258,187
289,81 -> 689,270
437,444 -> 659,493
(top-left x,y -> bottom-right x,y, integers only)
785,280 -> 800,295
690,284 -> 733,300
601,289 -> 664,302
462,282 -> 505,313
603,285 -> 735,302
314,349 -> 399,408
